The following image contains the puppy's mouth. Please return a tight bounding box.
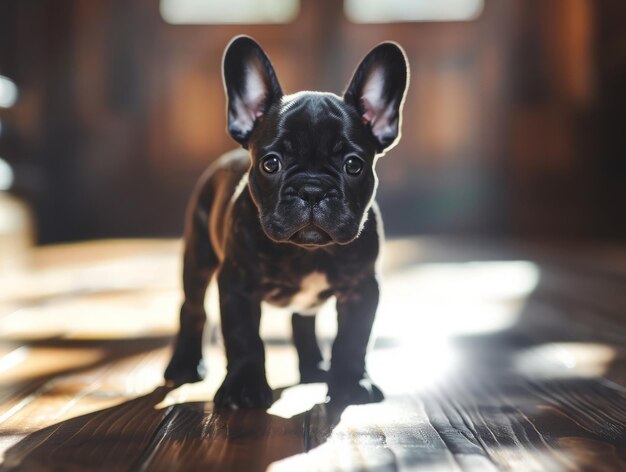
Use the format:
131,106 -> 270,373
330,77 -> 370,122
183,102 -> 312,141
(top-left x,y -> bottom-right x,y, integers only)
288,225 -> 333,247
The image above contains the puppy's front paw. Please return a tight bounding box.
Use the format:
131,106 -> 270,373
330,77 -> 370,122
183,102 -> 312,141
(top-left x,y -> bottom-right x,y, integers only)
214,365 -> 273,409
327,376 -> 384,405
164,347 -> 206,386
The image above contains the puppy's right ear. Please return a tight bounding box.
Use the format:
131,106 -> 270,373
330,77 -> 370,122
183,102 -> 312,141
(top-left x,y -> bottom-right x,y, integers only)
222,36 -> 283,147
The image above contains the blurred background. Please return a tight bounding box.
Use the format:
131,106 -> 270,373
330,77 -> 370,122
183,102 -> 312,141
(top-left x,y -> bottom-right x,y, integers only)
0,0 -> 625,247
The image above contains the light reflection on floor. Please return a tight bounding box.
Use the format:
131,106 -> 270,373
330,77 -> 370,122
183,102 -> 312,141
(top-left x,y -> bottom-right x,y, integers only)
268,383 -> 328,419
369,260 -> 539,391
269,260 -> 541,417
376,260 -> 540,339
515,342 -> 617,379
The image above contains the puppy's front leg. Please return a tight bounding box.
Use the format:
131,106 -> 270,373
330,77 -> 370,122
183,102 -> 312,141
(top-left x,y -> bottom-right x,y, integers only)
213,266 -> 272,409
164,220 -> 216,386
328,273 -> 383,404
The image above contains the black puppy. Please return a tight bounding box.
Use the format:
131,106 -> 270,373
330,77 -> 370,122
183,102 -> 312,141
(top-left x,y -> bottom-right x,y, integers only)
164,36 -> 408,409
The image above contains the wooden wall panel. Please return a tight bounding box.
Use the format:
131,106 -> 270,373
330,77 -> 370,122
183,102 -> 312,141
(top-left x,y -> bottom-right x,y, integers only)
0,0 -> 624,242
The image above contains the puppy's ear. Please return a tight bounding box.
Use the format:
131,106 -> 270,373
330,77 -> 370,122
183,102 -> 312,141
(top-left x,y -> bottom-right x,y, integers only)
222,36 -> 283,147
344,42 -> 409,154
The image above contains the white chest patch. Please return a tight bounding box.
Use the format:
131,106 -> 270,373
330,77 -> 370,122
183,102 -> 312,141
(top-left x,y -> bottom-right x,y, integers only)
288,272 -> 330,315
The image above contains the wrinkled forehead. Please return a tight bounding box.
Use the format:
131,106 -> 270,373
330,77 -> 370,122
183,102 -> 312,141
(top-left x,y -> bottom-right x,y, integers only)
258,92 -> 368,152
280,92 -> 350,124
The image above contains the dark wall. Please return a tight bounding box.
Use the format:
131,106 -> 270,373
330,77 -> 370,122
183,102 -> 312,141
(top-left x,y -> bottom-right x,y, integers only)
0,0 -> 624,243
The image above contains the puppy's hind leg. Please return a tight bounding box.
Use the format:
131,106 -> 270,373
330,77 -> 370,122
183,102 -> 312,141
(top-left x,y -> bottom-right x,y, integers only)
165,211 -> 217,386
292,313 -> 328,383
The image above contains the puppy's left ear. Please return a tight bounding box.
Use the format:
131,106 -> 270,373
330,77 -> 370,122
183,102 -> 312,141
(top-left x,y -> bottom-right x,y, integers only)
344,42 -> 409,154
222,36 -> 283,147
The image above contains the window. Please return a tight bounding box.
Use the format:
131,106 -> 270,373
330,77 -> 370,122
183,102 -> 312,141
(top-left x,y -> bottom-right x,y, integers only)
160,0 -> 299,25
344,0 -> 484,23
0,157 -> 13,191
0,75 -> 18,108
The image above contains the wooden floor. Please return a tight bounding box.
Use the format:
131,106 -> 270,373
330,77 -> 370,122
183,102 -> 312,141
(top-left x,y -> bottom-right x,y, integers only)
1,238 -> 626,471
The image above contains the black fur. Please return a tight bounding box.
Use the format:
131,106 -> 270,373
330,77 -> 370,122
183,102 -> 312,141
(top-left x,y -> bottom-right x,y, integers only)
165,36 -> 409,409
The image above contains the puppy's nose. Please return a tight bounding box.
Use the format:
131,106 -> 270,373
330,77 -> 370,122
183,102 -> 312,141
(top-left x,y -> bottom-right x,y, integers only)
298,185 -> 326,205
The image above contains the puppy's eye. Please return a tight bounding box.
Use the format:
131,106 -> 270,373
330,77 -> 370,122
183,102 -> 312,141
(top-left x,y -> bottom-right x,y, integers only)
344,156 -> 364,176
261,154 -> 282,174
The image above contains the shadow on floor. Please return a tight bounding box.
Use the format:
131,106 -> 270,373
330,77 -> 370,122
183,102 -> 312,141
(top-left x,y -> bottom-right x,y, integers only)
0,385 -> 349,472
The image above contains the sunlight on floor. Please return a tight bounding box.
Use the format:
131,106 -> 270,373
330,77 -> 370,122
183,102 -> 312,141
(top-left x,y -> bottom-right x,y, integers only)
515,342 -> 617,378
268,383 -> 328,418
369,260 -> 540,390
376,260 -> 540,339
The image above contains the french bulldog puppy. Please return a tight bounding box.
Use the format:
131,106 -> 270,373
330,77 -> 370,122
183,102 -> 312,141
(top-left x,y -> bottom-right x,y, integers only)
165,36 -> 408,408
